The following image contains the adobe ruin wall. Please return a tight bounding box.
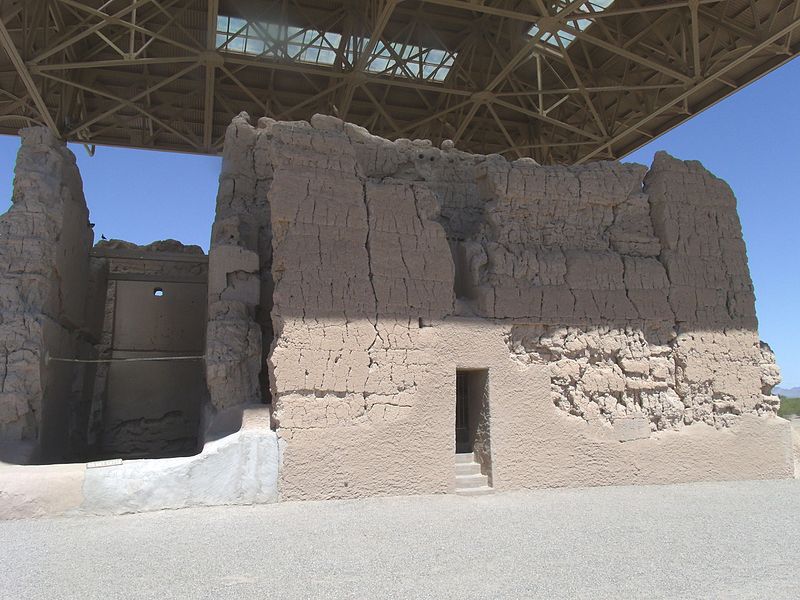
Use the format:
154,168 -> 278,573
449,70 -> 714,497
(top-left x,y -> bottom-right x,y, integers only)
208,113 -> 789,500
0,128 -> 96,462
0,119 -> 790,502
89,240 -> 208,459
0,131 -> 212,465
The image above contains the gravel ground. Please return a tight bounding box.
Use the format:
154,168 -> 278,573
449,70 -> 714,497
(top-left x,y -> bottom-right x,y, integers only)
1,479 -> 799,600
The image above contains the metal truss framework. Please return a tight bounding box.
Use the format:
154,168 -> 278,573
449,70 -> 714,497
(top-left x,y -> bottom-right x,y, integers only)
0,0 -> 797,163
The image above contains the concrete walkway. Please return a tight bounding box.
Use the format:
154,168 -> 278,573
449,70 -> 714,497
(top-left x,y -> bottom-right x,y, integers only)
1,479 -> 799,599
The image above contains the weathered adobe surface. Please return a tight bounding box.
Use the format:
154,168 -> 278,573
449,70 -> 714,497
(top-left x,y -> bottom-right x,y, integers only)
209,113 -> 785,499
0,128 -> 94,458
205,119 -> 274,413
89,240 -> 208,459
499,154 -> 778,431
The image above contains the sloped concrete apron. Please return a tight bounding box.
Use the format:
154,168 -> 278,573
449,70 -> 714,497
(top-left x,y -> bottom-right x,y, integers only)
0,415 -> 280,520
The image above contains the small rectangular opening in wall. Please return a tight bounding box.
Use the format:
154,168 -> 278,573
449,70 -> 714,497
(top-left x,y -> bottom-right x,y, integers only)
455,369 -> 489,455
456,371 -> 470,453
455,368 -> 492,487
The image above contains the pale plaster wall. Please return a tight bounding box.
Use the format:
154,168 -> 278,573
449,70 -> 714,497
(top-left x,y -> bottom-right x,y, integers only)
0,462 -> 85,519
432,319 -> 793,490
80,422 -> 279,515
209,113 -> 791,502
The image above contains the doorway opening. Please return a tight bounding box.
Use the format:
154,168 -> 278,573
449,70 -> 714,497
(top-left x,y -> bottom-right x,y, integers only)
455,368 -> 493,493
455,369 -> 491,455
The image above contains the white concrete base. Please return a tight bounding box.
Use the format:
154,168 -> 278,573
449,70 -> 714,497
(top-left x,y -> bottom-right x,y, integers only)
0,407 -> 280,520
80,428 -> 280,516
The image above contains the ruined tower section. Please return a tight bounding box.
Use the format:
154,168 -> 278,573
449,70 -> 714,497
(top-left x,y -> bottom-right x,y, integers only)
644,152 -> 780,426
469,152 -> 780,434
211,114 -> 789,499
0,128 -> 94,460
205,114 -> 273,414
207,115 -> 458,498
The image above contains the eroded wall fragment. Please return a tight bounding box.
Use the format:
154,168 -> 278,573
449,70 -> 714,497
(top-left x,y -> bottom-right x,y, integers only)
205,114 -> 273,413
0,128 -> 94,461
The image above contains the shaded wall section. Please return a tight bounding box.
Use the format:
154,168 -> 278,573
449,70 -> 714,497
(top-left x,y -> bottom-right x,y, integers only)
89,241 -> 208,459
0,128 -> 94,462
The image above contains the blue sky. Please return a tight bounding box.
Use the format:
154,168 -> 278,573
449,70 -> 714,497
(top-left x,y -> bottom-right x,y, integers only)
0,58 -> 798,385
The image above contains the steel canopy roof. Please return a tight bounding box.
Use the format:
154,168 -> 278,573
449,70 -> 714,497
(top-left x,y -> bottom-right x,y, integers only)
0,0 -> 798,163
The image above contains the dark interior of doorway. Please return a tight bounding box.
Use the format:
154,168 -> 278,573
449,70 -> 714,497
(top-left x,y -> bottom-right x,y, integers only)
455,369 -> 489,455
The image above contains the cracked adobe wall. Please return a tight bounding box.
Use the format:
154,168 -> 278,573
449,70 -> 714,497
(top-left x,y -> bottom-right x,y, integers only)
211,114 -> 791,500
267,115 -> 455,500
471,151 -> 779,432
0,128 -> 95,462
